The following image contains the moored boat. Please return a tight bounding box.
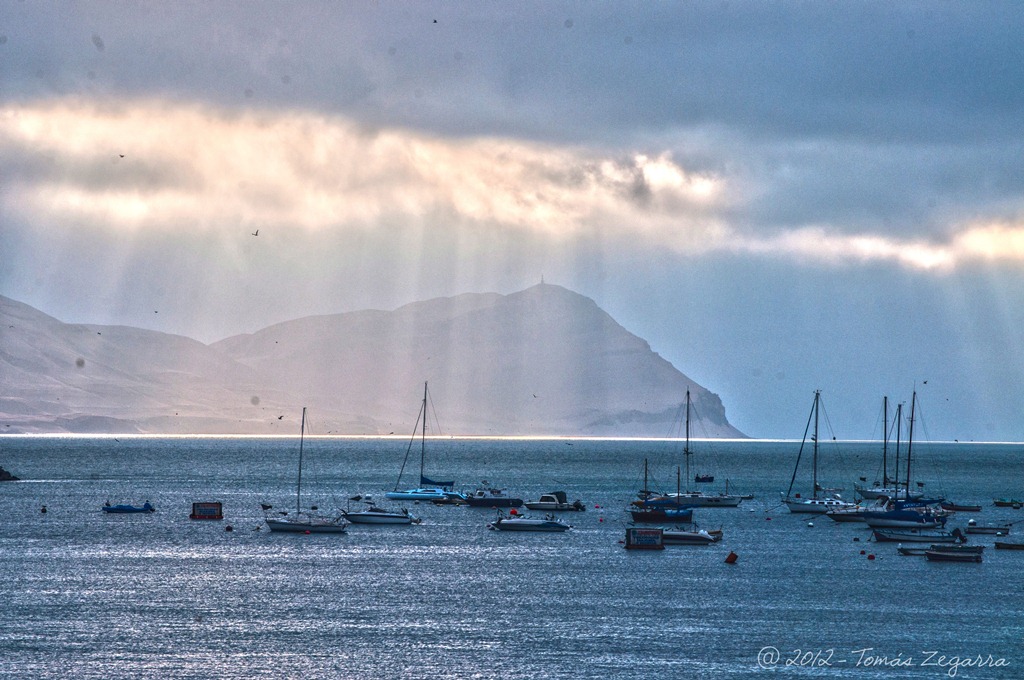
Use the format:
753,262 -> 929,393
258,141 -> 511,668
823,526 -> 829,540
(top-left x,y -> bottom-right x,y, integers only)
103,501 -> 155,513
343,503 -> 421,524
872,527 -> 966,543
487,512 -> 571,532
993,498 -> 1023,509
782,391 -> 856,514
925,549 -> 982,563
524,491 -> 585,512
662,527 -> 722,545
899,544 -> 983,558
630,504 -> 694,523
465,485 -> 524,508
994,541 -> 1024,550
264,408 -> 348,534
387,382 -> 456,502
940,501 -> 982,512
965,521 -> 1011,535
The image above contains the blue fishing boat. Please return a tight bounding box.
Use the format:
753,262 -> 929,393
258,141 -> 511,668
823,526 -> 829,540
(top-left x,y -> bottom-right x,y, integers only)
103,501 -> 155,513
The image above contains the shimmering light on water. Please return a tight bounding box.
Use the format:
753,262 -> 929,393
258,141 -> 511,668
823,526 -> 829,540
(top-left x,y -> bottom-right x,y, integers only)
1,437 -> 1022,678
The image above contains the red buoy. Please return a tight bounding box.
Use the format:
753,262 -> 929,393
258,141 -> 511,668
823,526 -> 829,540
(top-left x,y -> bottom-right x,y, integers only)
725,551 -> 738,564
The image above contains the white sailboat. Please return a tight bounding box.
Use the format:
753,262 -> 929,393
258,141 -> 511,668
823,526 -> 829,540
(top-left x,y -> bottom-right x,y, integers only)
386,382 -> 456,501
265,408 -> 348,533
782,391 -> 856,514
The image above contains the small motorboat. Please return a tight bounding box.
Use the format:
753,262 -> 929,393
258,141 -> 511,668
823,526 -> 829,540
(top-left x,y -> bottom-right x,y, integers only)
524,491 -> 586,511
940,500 -> 982,512
343,503 -> 421,524
662,527 -> 722,545
899,544 -> 983,557
872,527 -> 966,543
385,487 -> 450,501
103,501 -> 155,513
965,519 -> 1011,535
925,549 -> 982,563
993,498 -> 1023,509
487,512 -> 571,532
464,485 -> 524,508
994,541 -> 1024,550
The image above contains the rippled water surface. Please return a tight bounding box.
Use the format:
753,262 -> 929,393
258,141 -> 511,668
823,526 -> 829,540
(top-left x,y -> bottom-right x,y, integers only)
1,436 -> 1022,678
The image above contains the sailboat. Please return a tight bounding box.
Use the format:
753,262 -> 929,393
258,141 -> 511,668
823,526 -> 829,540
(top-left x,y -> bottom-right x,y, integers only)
658,389 -> 742,508
854,397 -> 922,500
782,391 -> 856,514
265,408 -> 348,533
386,382 -> 456,501
630,462 -> 695,523
861,390 -> 948,529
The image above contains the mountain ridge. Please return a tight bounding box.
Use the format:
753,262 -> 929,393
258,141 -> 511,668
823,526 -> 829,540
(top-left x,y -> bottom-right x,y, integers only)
0,284 -> 744,437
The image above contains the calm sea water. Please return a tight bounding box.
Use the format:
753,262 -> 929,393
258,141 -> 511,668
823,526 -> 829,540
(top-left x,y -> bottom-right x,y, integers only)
1,436 -> 1022,679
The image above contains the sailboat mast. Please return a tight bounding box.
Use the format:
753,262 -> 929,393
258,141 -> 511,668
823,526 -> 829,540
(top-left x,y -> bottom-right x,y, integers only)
684,389 -> 691,493
420,381 -> 428,482
812,390 -> 820,499
905,390 -> 917,499
882,396 -> 889,486
893,402 -> 903,499
296,407 -> 306,515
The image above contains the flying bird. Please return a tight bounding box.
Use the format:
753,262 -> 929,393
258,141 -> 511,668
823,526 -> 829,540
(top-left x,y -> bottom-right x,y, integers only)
252,229 -> 259,236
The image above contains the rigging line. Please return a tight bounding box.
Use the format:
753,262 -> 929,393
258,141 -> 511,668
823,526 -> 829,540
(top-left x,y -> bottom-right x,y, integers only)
394,403 -> 424,490
786,392 -> 817,498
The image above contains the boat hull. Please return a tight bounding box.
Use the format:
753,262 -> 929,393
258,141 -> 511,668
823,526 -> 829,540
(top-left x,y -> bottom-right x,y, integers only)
343,510 -> 419,524
630,508 -> 694,523
662,530 -> 721,545
385,488 -> 449,501
103,504 -> 155,513
488,518 -> 570,532
965,525 -> 1011,535
925,550 -> 981,563
465,497 -> 524,508
266,517 -> 348,533
872,528 -> 964,543
863,516 -> 946,529
783,498 -> 854,514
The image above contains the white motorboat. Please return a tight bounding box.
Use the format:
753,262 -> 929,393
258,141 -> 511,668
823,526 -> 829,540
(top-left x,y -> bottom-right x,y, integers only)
343,503 -> 421,524
524,491 -> 586,512
487,512 -> 571,532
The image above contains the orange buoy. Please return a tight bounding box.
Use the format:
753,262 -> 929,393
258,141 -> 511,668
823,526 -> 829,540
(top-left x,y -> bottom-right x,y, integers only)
725,551 -> 738,564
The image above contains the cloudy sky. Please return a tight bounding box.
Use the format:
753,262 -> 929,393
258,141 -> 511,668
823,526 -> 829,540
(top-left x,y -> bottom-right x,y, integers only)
3,2 -> 1023,441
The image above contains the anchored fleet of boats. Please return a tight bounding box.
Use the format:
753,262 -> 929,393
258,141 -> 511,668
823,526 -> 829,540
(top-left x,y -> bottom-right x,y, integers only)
36,385 -> 1020,562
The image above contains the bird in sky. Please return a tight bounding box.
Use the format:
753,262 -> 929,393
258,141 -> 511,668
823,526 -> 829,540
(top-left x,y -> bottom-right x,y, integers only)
252,229 -> 259,236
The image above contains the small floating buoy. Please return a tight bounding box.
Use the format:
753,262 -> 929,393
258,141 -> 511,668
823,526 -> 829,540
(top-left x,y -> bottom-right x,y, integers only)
860,550 -> 866,555
40,505 -> 47,514
867,554 -> 875,560
807,521 -> 814,527
304,530 -> 311,534
765,517 -> 772,521
853,537 -> 860,542
225,525 -> 234,532
725,551 -> 738,564
598,516 -> 604,522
